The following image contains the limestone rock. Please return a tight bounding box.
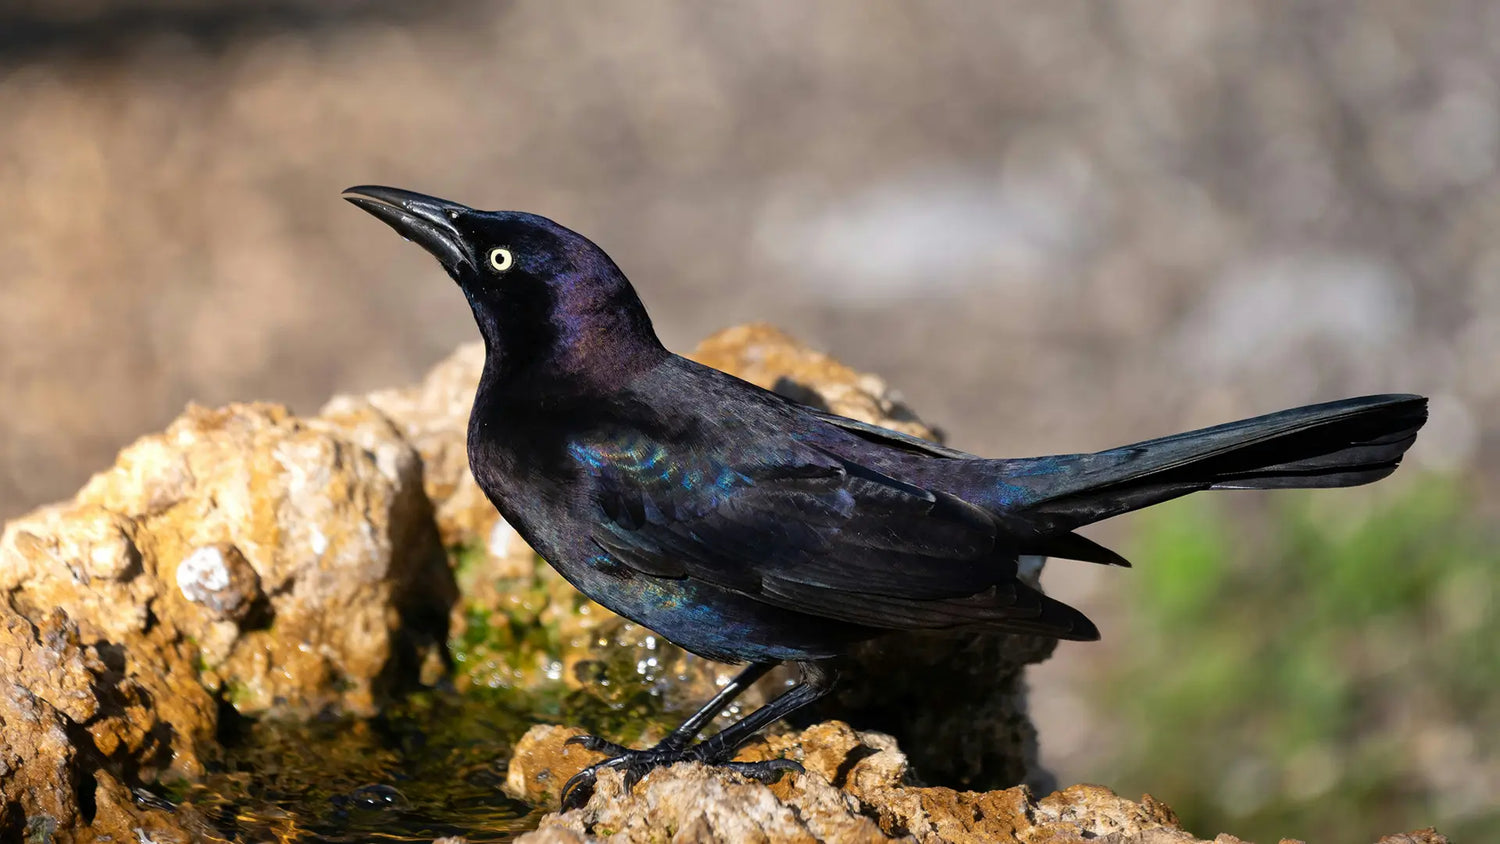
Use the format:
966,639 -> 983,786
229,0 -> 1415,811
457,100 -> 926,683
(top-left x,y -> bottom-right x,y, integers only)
0,602 -> 214,841
328,342 -> 493,549
1374,831 -> 1450,844
511,721 -> 1205,844
65,401 -> 453,716
505,724 -> 610,804
509,721 -> 1451,843
0,401 -> 453,839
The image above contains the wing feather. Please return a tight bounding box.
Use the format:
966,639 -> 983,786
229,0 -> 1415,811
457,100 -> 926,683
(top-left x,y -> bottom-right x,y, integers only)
569,427 -> 1106,637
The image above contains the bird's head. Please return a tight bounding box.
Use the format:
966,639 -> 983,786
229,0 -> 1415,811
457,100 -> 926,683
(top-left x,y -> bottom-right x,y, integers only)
343,185 -> 664,383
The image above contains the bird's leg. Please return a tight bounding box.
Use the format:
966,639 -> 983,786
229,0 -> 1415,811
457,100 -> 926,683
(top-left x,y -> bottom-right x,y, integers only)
565,661 -> 774,756
558,660 -> 836,810
685,661 -> 835,763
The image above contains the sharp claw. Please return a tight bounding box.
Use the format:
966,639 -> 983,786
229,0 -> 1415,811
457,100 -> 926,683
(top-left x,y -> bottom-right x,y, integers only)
560,752 -> 639,811
559,768 -> 596,811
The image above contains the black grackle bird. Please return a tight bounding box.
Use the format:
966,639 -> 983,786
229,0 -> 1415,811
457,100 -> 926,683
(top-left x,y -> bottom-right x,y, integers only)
343,186 -> 1428,808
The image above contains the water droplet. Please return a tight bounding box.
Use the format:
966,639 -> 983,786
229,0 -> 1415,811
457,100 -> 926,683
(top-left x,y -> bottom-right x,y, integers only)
346,783 -> 409,810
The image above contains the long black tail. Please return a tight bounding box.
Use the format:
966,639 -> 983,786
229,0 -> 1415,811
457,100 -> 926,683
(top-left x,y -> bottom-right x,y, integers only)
1001,394 -> 1427,563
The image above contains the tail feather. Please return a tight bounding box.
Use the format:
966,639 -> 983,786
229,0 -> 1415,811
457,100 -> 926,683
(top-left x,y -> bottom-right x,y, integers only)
1003,394 -> 1427,535
999,586 -> 1101,641
1018,529 -> 1132,567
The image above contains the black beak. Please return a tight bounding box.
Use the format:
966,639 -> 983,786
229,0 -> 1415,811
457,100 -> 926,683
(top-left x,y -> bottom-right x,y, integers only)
342,185 -> 475,272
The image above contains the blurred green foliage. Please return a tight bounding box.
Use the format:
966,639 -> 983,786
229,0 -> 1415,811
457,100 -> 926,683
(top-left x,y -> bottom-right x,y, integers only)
1099,475 -> 1498,843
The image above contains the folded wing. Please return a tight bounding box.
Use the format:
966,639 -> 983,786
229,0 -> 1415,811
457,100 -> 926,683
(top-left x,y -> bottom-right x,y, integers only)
572,431 -> 1098,640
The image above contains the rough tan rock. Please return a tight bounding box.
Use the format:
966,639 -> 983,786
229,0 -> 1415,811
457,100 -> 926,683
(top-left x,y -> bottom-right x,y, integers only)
510,720 -> 1452,843
65,401 -> 453,716
505,724 -> 609,806
330,342 -> 493,549
511,721 -> 1208,844
0,401 -> 453,839
0,601 -> 213,842
1373,831 -> 1450,844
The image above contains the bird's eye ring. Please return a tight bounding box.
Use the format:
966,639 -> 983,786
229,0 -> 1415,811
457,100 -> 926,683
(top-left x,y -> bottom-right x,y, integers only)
489,247 -> 513,272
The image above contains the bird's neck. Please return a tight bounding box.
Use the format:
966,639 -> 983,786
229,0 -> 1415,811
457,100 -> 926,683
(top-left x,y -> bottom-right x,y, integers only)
470,291 -> 669,396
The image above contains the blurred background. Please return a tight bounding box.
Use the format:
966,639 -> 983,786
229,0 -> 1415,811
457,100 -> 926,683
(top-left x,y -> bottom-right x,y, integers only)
1,1 -> 1495,841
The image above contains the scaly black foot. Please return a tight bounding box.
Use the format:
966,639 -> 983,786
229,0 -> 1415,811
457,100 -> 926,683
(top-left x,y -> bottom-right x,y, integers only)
558,734 -> 802,810
555,662 -> 834,810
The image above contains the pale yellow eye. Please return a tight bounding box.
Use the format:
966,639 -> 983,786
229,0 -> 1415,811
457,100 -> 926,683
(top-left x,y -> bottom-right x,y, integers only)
489,247 -> 513,272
